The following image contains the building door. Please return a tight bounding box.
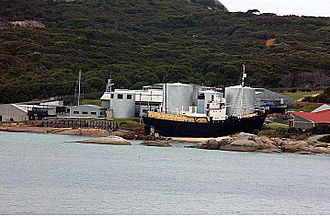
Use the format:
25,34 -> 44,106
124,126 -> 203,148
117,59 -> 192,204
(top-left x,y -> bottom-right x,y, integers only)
0,115 -> 2,122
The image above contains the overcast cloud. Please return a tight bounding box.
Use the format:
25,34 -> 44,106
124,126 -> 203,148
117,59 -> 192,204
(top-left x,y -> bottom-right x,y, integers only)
220,0 -> 330,17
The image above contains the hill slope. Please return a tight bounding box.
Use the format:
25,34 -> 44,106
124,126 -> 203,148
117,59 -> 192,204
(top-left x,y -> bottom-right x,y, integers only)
0,0 -> 329,103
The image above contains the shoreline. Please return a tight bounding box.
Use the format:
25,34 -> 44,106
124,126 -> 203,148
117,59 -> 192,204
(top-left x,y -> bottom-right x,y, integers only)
0,125 -> 112,137
0,124 -> 329,155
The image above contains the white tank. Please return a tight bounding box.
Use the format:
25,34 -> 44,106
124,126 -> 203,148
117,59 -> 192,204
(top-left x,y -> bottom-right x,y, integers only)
164,83 -> 193,114
225,85 -> 256,116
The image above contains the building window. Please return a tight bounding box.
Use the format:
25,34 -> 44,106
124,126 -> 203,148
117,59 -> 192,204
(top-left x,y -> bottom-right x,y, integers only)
117,94 -> 123,99
198,94 -> 205,100
73,111 -> 79,114
82,111 -> 88,115
111,94 -> 114,99
127,94 -> 132,100
91,112 -> 97,115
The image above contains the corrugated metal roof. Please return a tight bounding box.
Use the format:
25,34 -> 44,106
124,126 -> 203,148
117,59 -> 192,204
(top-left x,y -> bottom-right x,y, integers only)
312,104 -> 330,113
11,104 -> 28,113
292,110 -> 330,123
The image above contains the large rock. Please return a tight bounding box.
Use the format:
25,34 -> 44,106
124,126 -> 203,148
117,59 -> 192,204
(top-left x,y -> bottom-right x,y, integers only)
236,132 -> 257,140
310,147 -> 330,154
58,128 -> 111,136
196,139 -> 232,150
220,132 -> 280,153
77,136 -> 131,145
221,140 -> 261,152
141,140 -> 171,147
282,141 -> 312,153
196,133 -> 280,153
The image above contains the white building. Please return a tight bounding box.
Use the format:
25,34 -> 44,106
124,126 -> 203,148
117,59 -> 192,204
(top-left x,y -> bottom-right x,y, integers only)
0,104 -> 29,122
69,105 -> 106,118
101,87 -> 163,118
100,82 -> 225,119
0,103 -> 57,122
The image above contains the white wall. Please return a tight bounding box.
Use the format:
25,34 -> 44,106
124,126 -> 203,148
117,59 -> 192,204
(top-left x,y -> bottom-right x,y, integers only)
0,104 -> 28,122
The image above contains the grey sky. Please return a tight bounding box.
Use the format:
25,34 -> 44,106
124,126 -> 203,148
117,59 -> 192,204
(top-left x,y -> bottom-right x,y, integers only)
220,0 -> 330,17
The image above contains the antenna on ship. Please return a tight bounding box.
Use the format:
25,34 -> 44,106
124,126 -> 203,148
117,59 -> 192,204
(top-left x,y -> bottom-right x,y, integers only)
106,74 -> 114,93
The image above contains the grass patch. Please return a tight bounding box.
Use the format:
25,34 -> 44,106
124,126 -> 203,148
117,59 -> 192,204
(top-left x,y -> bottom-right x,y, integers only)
258,129 -> 277,138
80,99 -> 101,106
272,118 -> 289,125
113,118 -> 141,124
113,118 -> 142,131
264,123 -> 289,130
283,91 -> 322,102
291,102 -> 322,112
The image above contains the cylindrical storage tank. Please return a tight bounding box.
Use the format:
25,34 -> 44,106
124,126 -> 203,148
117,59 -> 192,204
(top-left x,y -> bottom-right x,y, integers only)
164,83 -> 193,114
225,86 -> 256,116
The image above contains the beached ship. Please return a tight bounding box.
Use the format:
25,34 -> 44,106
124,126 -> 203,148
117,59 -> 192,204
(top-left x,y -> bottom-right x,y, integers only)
143,65 -> 267,137
143,102 -> 266,138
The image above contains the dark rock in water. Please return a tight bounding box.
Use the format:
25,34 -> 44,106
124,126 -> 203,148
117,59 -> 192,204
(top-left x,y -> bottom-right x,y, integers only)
184,145 -> 196,148
141,140 -> 172,147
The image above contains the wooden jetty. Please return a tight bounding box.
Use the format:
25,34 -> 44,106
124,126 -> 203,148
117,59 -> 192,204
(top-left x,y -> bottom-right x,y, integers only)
27,118 -> 118,130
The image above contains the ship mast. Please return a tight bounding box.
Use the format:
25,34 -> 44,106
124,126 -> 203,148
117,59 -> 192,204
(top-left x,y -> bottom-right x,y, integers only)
241,64 -> 247,87
239,64 -> 247,117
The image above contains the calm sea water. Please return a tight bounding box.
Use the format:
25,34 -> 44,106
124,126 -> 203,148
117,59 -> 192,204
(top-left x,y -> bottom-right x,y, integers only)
0,131 -> 329,215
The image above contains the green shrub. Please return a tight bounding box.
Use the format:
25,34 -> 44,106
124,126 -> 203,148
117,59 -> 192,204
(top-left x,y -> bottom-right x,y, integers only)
312,125 -> 330,135
318,135 -> 330,143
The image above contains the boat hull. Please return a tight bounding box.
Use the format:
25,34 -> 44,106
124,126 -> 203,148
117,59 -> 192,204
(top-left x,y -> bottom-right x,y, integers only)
143,113 -> 267,137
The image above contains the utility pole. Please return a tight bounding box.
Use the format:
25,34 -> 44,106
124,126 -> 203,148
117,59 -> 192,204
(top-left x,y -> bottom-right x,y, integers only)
77,69 -> 81,106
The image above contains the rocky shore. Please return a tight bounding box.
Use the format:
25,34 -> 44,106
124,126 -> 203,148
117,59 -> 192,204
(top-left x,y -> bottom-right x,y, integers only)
195,132 -> 330,155
1,123 -> 329,155
0,124 -> 112,137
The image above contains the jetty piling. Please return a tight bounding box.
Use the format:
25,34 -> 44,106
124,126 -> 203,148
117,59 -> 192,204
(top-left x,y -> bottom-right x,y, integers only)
26,118 -> 118,131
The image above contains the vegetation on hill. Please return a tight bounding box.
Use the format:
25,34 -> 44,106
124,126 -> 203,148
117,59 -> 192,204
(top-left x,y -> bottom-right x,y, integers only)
303,87 -> 330,103
0,0 -> 330,103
